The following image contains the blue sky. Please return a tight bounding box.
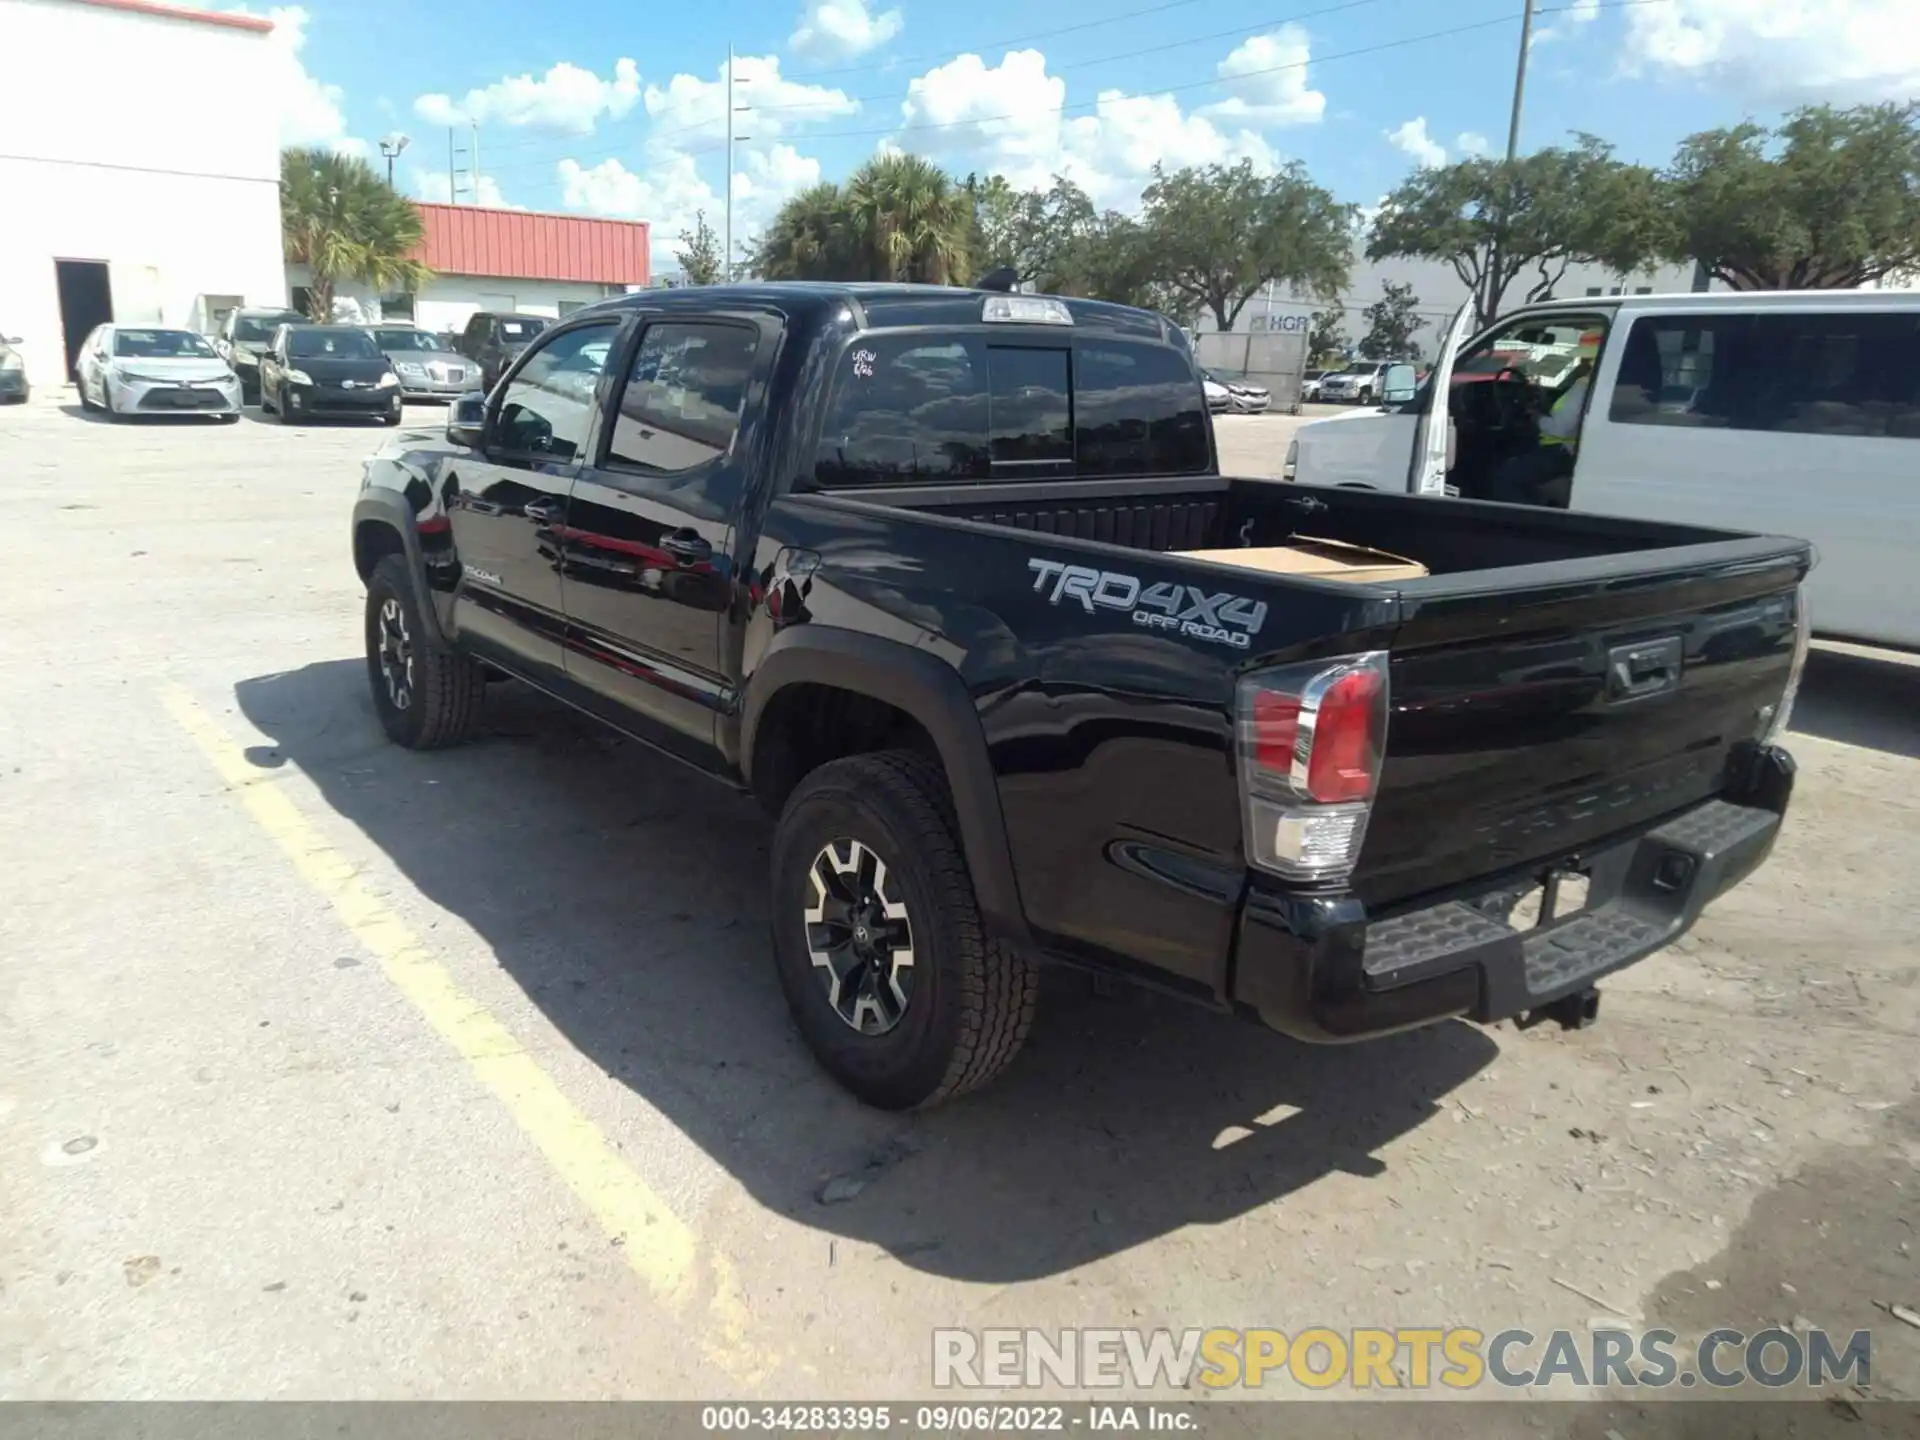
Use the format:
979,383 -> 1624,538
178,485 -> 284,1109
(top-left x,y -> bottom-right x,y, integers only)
260,0 -> 1915,265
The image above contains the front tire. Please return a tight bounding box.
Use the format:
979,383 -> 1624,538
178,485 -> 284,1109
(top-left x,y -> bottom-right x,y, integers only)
77,374 -> 97,412
364,554 -> 484,749
771,751 -> 1038,1110
1358,386 -> 1374,406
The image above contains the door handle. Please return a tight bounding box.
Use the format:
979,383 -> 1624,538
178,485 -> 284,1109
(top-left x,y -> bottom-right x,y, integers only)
660,529 -> 712,563
522,498 -> 563,523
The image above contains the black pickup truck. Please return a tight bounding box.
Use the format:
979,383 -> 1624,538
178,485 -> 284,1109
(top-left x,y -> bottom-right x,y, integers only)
350,283 -> 1810,1110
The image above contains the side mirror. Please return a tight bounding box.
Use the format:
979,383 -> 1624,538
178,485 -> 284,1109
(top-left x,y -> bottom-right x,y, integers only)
1381,364 -> 1418,405
446,391 -> 488,449
2,335 -> 20,345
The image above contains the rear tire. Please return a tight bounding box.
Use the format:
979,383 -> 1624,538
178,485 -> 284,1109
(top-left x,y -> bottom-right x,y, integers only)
364,554 -> 484,749
770,751 -> 1038,1110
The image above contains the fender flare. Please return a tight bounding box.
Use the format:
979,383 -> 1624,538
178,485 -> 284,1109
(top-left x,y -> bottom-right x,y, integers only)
351,491 -> 452,650
741,627 -> 1031,949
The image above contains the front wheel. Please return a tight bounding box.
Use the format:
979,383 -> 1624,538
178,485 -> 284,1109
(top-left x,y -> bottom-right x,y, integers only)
1357,386 -> 1374,406
770,751 -> 1038,1110
77,374 -> 97,412
364,554 -> 485,749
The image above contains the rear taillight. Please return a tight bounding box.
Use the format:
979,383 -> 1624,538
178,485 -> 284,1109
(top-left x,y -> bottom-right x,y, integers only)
1236,651 -> 1389,883
1761,585 -> 1811,745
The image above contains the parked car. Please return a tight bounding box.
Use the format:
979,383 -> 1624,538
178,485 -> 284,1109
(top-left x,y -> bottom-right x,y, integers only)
259,324 -> 402,425
73,324 -> 240,420
1285,288 -> 1920,651
456,311 -> 551,391
350,282 -> 1808,1110
367,324 -> 482,401
214,307 -> 305,402
0,331 -> 26,403
1300,368 -> 1332,402
1318,360 -> 1411,405
1201,368 -> 1272,414
1201,372 -> 1233,413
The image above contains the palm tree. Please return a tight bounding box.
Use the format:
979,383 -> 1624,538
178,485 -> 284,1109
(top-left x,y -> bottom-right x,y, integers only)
280,147 -> 432,322
749,182 -> 855,281
844,153 -> 972,284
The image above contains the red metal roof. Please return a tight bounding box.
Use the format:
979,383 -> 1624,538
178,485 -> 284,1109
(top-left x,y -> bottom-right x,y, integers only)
63,0 -> 274,32
411,204 -> 650,288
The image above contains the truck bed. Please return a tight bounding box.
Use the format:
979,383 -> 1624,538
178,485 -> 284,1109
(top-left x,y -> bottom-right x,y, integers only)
789,476 -> 1808,995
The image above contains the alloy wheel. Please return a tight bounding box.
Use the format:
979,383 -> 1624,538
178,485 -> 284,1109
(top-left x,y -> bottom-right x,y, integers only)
803,838 -> 916,1035
377,596 -> 414,711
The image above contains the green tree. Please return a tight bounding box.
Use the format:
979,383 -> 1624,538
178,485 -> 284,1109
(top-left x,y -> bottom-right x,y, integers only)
1663,102 -> 1920,290
1357,281 -> 1425,360
749,182 -> 856,280
1368,137 -> 1672,321
1308,309 -> 1349,366
845,153 -> 973,284
966,173 -> 1098,291
675,210 -> 724,285
1139,159 -> 1353,332
280,147 -> 431,323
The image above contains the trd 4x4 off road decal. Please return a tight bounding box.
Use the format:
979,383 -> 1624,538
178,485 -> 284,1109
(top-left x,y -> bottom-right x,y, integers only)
1027,558 -> 1268,650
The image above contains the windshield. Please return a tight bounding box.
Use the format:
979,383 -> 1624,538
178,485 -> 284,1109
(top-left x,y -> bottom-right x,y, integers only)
373,329 -> 441,352
114,329 -> 217,359
234,314 -> 301,343
499,318 -> 546,342
288,329 -> 383,360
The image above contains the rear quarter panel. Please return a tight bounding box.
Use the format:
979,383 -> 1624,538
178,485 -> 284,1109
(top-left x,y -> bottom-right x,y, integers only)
740,493 -> 1399,999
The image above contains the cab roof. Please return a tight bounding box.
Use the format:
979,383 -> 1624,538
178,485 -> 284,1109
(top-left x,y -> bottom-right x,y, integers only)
580,282 -> 1177,340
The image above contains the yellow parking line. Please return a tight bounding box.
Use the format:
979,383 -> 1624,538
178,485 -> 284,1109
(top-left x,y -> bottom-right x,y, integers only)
159,682 -> 762,1383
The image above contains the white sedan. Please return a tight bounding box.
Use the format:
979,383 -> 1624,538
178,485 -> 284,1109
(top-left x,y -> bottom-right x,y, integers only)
74,325 -> 242,421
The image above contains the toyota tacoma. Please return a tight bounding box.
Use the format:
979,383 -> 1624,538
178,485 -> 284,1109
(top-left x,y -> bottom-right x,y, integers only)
350,282 -> 1810,1110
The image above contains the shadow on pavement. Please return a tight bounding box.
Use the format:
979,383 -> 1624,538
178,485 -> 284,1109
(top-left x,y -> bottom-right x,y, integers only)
54,401 -> 233,425
235,659 -> 1496,1284
1789,647 -> 1920,760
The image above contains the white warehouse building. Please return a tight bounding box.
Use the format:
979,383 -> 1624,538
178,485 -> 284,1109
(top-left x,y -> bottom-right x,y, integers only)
0,0 -> 289,391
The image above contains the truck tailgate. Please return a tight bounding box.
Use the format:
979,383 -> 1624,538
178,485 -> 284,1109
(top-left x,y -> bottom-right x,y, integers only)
1358,537 -> 1810,907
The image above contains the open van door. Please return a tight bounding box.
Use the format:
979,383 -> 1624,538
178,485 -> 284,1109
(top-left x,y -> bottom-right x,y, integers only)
1405,303 -> 1476,496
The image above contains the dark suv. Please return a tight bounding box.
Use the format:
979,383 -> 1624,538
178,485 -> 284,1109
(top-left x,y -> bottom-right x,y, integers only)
456,311 -> 551,391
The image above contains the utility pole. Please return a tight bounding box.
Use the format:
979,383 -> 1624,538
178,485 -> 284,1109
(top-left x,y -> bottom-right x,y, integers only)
471,121 -> 482,206
448,127 -> 473,204
1482,0 -> 1536,325
725,46 -> 752,282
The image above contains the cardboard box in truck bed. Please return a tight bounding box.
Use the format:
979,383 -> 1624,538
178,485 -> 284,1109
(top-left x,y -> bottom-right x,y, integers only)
1179,536 -> 1429,584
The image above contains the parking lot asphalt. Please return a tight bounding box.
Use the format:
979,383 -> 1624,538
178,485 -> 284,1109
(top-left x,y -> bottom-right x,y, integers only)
2,393 -> 1916,1407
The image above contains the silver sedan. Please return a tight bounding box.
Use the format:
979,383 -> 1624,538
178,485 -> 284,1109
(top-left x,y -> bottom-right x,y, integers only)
74,324 -> 241,420
367,325 -> 484,400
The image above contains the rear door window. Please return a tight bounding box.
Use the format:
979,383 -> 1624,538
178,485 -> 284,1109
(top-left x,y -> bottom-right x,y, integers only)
1609,310 -> 1920,437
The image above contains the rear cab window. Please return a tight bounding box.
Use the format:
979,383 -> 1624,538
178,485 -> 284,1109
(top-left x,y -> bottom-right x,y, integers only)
813,332 -> 1208,488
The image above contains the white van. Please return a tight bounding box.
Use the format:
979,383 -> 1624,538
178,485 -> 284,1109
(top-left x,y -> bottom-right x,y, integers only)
1284,290 -> 1920,650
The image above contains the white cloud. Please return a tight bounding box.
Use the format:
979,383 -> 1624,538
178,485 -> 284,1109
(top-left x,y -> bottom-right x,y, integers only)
641,54 -> 858,152
411,168 -> 516,209
898,48 -> 1275,209
1456,130 -> 1490,156
254,5 -> 354,151
1620,0 -> 1920,99
1200,25 -> 1327,127
1387,116 -> 1447,168
415,59 -> 642,134
789,0 -> 903,61
556,142 -> 820,258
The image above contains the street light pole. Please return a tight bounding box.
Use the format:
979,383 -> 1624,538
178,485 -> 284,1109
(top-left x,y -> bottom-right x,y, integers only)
1483,0 -> 1536,324
378,132 -> 410,189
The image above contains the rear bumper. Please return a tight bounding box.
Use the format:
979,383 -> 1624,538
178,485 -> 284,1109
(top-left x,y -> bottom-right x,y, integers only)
1233,745 -> 1795,1043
